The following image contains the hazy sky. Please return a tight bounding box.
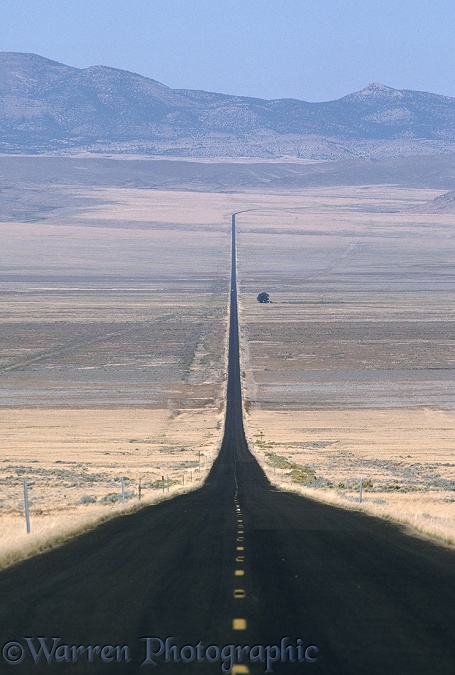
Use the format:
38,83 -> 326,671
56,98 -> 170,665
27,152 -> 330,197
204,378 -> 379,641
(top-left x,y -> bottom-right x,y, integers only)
2,0 -> 454,101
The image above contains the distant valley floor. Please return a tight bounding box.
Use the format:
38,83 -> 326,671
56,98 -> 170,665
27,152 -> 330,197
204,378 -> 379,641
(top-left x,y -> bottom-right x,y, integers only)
0,159 -> 454,550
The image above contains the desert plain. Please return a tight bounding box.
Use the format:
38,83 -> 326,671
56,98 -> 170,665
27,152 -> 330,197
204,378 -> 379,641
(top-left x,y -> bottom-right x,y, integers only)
0,157 -> 454,566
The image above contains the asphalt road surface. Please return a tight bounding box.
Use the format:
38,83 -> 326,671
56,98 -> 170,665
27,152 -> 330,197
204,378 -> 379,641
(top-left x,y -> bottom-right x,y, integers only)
0,214 -> 454,674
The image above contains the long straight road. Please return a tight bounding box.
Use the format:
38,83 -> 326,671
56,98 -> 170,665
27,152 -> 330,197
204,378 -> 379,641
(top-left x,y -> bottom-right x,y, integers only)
0,214 -> 454,674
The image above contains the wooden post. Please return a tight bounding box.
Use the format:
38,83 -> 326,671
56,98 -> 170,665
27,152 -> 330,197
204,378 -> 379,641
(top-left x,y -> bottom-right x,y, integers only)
24,480 -> 31,534
162,475 -> 165,493
138,478 -> 142,501
359,477 -> 363,503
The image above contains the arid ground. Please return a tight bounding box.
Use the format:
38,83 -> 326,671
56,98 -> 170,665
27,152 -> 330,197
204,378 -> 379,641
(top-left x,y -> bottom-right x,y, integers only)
1,158 -> 454,564
0,185 -> 234,564
235,185 -> 455,544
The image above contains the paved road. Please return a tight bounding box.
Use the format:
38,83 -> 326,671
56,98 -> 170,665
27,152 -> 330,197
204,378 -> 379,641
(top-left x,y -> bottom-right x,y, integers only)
0,214 -> 454,674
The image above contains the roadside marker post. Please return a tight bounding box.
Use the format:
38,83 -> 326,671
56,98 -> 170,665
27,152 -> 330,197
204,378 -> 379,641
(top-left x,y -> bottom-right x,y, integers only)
23,479 -> 31,534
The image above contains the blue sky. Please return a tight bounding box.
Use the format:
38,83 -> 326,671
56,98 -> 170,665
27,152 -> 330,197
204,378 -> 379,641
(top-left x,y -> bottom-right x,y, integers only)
2,0 -> 454,101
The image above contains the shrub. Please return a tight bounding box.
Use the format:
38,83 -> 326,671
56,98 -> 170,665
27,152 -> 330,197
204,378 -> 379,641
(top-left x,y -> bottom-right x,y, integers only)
79,495 -> 97,505
100,493 -> 122,504
291,467 -> 316,484
257,292 -> 270,304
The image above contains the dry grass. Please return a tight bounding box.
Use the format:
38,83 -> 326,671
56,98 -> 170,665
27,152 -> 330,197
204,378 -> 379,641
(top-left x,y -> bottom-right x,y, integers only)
246,408 -> 455,487
0,187 -> 235,567
1,179 -> 454,562
0,407 -> 222,569
245,407 -> 455,545
237,184 -> 455,547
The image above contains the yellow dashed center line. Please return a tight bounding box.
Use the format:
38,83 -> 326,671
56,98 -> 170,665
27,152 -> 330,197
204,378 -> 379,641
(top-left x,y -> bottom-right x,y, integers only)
233,618 -> 247,630
231,502 -> 250,654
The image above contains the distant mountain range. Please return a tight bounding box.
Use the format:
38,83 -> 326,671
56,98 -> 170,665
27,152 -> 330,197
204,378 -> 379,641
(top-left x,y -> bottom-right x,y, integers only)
2,52 -> 455,159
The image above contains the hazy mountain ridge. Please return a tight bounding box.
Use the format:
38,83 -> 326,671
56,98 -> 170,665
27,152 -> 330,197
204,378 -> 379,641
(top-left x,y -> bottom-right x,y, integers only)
2,52 -> 455,158
417,188 -> 455,212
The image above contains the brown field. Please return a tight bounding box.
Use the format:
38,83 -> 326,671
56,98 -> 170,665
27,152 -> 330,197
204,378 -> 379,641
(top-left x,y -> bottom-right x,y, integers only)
0,187 -> 235,566
246,409 -> 455,544
235,185 -> 455,545
0,163 -> 454,564
0,408 -> 221,568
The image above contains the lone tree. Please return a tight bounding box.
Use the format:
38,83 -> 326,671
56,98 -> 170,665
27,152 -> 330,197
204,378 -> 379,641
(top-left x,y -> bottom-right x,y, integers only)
257,292 -> 270,304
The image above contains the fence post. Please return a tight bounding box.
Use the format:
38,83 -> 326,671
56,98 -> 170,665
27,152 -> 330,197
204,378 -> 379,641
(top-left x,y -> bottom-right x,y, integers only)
24,480 -> 31,534
359,477 -> 363,503
162,476 -> 165,493
138,478 -> 142,501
